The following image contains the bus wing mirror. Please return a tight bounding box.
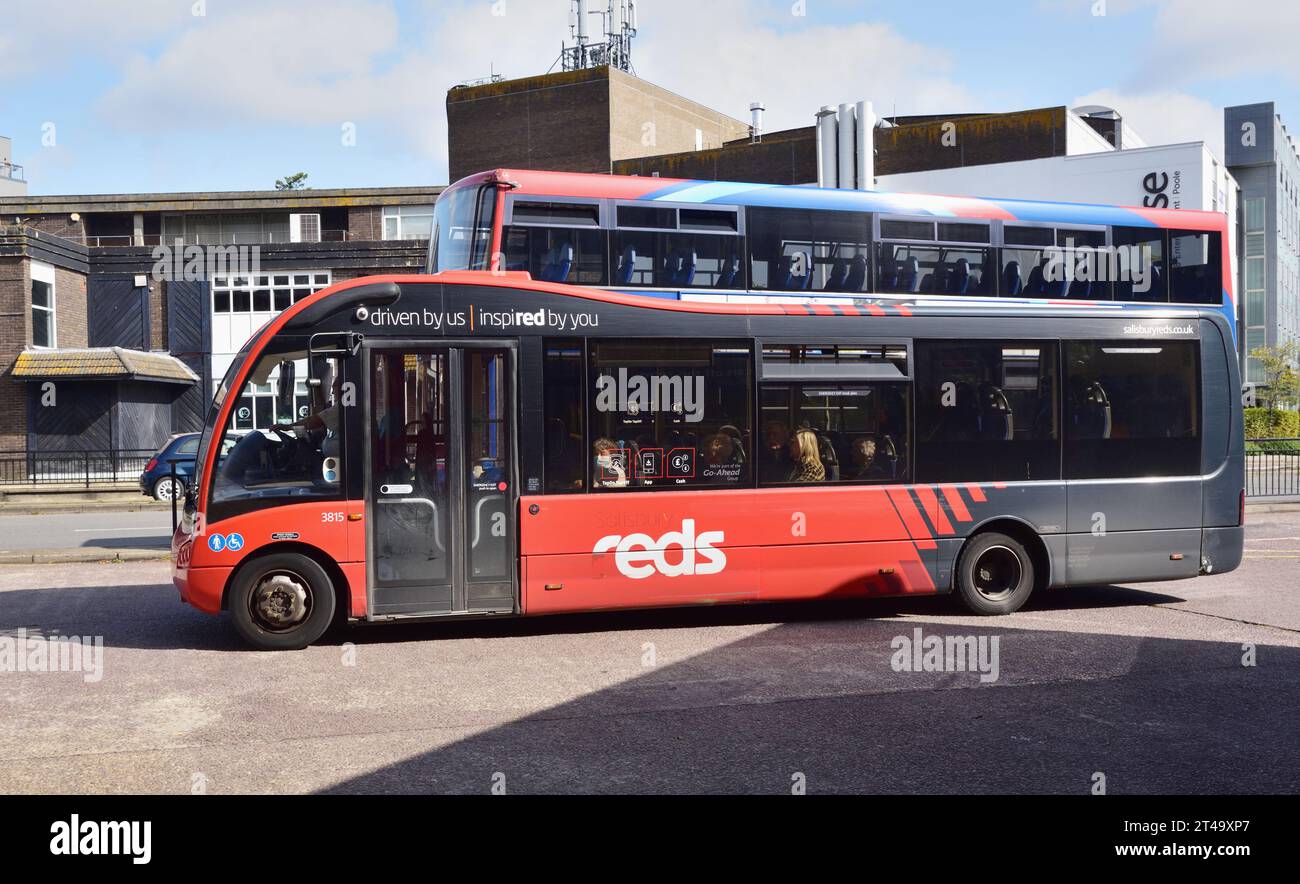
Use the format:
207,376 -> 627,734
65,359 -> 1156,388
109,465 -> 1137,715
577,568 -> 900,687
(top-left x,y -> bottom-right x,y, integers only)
309,331 -> 364,358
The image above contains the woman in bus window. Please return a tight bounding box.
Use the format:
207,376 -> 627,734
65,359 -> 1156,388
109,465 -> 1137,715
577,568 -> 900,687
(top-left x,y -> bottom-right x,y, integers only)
593,437 -> 629,487
785,428 -> 826,483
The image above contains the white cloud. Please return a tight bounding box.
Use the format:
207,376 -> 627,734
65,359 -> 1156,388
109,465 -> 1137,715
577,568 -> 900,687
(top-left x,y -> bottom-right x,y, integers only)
0,0 -> 187,75
1140,0 -> 1300,85
83,0 -> 980,180
1072,88 -> 1224,157
634,1 -> 983,130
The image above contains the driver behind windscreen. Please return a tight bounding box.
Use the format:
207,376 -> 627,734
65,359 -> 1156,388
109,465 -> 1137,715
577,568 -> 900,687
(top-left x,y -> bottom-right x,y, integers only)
293,372 -> 343,457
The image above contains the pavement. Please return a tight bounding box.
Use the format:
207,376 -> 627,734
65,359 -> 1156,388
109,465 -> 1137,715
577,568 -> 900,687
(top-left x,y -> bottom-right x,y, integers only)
0,509 -> 175,564
0,509 -> 1298,795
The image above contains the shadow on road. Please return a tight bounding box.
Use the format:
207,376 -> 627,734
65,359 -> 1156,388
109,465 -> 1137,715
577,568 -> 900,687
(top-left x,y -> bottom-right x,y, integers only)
0,579 -> 1186,652
77,536 -> 169,550
314,623 -> 1300,795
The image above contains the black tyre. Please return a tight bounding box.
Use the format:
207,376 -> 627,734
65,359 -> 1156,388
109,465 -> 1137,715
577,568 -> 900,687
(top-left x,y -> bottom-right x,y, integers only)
954,531 -> 1036,615
228,553 -> 336,650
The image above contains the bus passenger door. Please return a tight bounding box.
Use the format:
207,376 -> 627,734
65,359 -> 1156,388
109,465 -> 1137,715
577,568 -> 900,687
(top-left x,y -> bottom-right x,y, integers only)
365,344 -> 517,618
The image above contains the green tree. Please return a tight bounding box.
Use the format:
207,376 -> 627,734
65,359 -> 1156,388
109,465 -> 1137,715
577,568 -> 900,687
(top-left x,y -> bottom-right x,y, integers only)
275,172 -> 309,191
1251,341 -> 1300,410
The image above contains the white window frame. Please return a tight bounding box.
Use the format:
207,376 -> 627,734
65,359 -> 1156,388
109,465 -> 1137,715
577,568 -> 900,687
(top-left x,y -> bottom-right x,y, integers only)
210,270 -> 332,316
382,205 -> 435,241
30,261 -> 56,349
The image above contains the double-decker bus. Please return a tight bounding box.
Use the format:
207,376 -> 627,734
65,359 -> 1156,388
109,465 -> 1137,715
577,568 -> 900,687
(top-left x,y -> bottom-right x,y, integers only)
429,169 -> 1237,340
173,271 -> 1244,650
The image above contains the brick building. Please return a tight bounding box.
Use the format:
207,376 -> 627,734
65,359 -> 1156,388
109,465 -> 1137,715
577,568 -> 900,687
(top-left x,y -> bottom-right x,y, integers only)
447,66 -> 751,181
0,185 -> 439,459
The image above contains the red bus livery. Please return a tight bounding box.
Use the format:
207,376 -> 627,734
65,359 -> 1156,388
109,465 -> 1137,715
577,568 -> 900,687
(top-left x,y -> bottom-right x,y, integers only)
172,270 -> 1244,649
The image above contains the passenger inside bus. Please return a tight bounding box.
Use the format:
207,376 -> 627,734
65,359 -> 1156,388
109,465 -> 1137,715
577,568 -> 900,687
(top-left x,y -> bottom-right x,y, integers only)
593,437 -> 628,487
785,428 -> 826,483
842,436 -> 893,481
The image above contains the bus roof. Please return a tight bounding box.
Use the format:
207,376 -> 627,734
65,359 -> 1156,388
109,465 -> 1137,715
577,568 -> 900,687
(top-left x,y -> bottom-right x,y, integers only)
446,168 -> 1226,232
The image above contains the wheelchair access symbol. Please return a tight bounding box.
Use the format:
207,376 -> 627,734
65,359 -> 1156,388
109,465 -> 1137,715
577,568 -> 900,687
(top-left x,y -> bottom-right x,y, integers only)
207,533 -> 244,553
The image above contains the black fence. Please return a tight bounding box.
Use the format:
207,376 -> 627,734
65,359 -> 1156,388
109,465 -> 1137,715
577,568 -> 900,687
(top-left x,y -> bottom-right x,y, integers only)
0,449 -> 155,487
1,442 -> 1297,499
1246,438 -> 1300,500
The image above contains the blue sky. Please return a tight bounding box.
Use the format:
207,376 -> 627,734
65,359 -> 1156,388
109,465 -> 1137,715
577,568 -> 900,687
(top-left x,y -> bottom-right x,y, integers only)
3,0 -> 1297,195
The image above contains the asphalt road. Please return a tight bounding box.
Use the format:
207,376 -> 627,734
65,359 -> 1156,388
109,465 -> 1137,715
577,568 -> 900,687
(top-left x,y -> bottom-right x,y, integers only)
0,509 -> 173,552
1,510 -> 1298,795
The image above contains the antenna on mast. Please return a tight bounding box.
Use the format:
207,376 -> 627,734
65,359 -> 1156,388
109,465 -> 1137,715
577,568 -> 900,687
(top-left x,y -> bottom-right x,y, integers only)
558,0 -> 638,73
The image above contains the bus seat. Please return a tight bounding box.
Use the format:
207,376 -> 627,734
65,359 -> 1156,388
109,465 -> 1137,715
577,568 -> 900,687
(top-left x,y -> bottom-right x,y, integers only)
795,250 -> 812,289
678,248 -> 697,286
1024,264 -> 1045,295
718,254 -> 739,287
901,256 -> 922,292
542,243 -> 573,282
977,383 -> 1014,440
615,245 -> 637,284
823,258 -> 849,291
661,252 -> 683,287
1068,278 -> 1091,299
952,259 -> 971,294
1047,275 -> 1068,298
878,254 -> 900,290
845,254 -> 867,291
1003,261 -> 1023,295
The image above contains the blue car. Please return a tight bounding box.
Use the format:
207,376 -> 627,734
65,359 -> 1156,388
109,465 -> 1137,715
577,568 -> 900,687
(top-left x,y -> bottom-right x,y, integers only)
139,433 -> 237,501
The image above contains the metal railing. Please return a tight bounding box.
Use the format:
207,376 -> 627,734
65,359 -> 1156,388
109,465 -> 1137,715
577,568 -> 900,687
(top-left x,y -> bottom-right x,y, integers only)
84,230 -> 353,247
1246,438 -> 1300,499
0,441 -> 1294,497
0,449 -> 155,486
0,161 -> 23,182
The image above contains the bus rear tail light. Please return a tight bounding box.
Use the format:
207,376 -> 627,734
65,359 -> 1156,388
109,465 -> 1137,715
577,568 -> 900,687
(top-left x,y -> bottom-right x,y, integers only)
1240,489 -> 1246,526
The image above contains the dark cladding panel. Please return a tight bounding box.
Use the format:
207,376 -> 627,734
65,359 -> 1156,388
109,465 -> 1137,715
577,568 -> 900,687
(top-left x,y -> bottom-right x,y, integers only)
88,276 -> 149,349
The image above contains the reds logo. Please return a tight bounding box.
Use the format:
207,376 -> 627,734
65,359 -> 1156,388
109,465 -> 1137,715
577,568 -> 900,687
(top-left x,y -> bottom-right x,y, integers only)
593,519 -> 726,580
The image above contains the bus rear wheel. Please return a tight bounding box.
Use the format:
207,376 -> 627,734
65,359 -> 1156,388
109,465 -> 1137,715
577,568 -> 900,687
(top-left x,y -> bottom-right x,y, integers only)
954,531 -> 1035,615
228,553 -> 336,650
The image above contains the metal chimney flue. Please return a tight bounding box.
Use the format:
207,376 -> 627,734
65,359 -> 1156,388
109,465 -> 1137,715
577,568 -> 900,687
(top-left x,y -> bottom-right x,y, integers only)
749,102 -> 765,143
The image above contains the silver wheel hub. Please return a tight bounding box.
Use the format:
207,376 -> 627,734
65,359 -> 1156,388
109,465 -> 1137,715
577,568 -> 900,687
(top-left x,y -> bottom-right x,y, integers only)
252,573 -> 310,628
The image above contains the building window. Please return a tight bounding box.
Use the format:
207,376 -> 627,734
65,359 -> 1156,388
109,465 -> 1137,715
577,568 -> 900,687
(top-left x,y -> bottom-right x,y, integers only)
211,271 -> 331,315
31,262 -> 56,348
382,205 -> 434,241
1245,197 -> 1266,233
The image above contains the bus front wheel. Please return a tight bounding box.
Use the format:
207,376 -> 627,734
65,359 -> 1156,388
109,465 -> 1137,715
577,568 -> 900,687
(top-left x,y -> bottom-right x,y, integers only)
954,532 -> 1035,615
228,553 -> 336,650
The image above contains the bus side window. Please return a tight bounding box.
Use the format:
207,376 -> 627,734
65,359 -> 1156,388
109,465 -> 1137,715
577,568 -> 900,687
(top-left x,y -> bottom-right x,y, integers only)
543,339 -> 586,492
1064,341 -> 1200,479
915,340 -> 1059,483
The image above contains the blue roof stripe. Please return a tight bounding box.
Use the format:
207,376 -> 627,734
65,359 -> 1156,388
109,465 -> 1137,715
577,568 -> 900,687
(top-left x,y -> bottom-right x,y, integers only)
984,198 -> 1157,227
632,180 -> 1163,226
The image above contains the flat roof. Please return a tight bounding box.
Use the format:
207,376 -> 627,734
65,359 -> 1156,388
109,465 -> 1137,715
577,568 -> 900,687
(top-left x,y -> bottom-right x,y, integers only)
0,185 -> 444,215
